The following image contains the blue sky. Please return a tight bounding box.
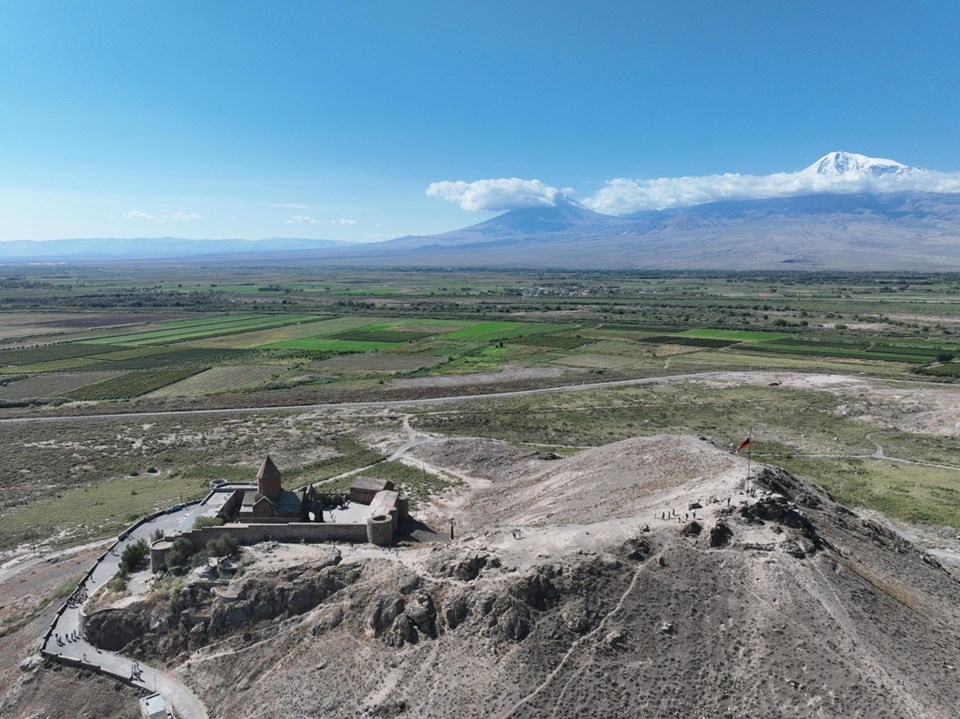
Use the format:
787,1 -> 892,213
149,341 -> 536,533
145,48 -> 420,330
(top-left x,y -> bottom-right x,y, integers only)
1,1 -> 958,241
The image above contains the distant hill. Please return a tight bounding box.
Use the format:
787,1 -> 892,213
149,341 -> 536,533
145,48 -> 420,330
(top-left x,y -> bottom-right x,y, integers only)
8,152 -> 960,269
0,237 -> 350,262
301,191 -> 960,270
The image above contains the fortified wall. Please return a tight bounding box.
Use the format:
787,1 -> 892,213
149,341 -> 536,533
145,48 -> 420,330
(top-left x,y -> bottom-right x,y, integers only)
149,465 -> 409,572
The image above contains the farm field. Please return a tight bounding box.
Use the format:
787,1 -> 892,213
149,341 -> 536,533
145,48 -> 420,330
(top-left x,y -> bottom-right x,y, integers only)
2,268 -> 960,416
315,353 -> 445,372
553,353 -> 639,369
3,266 -> 960,561
267,337 -> 394,352
84,313 -> 318,346
64,366 -> 207,400
148,364 -> 288,397
0,371 -> 125,401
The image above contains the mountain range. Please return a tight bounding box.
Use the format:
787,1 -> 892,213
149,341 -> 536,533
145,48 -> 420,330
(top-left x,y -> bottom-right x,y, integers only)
8,152 -> 960,270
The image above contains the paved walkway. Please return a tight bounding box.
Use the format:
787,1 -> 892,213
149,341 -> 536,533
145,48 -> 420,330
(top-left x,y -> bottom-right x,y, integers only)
43,505 -> 209,719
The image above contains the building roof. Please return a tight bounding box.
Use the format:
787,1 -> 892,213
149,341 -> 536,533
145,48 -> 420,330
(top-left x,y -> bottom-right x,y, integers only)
257,455 -> 282,482
370,489 -> 399,517
140,693 -> 168,719
277,489 -> 302,514
351,476 -> 393,492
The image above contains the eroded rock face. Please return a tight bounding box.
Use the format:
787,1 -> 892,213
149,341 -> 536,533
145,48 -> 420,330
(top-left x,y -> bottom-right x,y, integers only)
737,495 -> 827,554
363,592 -> 405,638
84,607 -> 151,651
85,552 -> 356,655
509,565 -> 561,611
432,552 -> 500,582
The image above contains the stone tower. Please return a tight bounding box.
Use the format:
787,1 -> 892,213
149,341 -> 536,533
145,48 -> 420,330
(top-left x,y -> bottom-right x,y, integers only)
257,455 -> 282,500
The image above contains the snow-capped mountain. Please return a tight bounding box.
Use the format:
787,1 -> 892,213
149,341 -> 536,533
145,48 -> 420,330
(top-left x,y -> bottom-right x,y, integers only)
11,152 -> 960,270
801,151 -> 918,179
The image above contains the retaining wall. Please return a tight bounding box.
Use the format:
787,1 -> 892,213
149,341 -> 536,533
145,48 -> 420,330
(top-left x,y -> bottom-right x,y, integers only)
160,521 -> 369,555
38,647 -> 150,696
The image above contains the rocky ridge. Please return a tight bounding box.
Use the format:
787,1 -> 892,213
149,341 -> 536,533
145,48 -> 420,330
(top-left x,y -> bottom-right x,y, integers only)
80,438 -> 960,718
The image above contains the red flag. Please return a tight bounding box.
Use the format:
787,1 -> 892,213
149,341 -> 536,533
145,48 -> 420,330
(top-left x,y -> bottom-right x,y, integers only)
735,436 -> 751,454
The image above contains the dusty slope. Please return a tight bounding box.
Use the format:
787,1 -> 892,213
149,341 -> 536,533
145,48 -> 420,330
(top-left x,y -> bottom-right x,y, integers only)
85,435 -> 960,718
0,546 -> 141,719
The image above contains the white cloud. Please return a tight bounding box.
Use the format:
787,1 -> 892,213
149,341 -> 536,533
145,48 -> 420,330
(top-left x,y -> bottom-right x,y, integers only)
285,215 -> 320,224
426,178 -> 563,211
122,209 -> 202,221
336,218 -> 358,225
123,210 -> 157,220
583,167 -> 960,215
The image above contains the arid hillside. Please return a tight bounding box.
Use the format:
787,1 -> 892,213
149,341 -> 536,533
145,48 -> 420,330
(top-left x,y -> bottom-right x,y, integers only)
76,435 -> 960,718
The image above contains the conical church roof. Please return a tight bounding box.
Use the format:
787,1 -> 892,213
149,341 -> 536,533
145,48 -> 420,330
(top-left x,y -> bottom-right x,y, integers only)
257,455 -> 282,482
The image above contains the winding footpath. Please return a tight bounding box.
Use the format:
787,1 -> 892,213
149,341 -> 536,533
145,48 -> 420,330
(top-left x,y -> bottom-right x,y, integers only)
41,506 -> 210,719
793,432 -> 960,473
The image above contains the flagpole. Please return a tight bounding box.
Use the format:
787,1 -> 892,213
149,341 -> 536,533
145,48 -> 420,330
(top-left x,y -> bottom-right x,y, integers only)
746,428 -> 752,489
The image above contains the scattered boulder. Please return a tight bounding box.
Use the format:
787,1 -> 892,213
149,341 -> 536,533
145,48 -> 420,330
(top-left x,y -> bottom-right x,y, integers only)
739,496 -> 824,553
783,538 -> 816,559
405,591 -> 437,638
624,537 -> 651,561
708,521 -> 733,548
441,594 -> 469,630
680,521 -> 702,537
18,655 -> 42,673
387,614 -> 418,647
498,606 -> 531,641
605,630 -> 625,647
311,604 -> 344,635
439,553 -> 494,582
363,593 -> 405,638
394,569 -> 422,595
510,566 -> 561,610
561,601 -> 594,634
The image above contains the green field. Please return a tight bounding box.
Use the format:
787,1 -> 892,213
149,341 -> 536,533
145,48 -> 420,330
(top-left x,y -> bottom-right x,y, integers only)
679,328 -> 790,341
266,338 -> 394,352
442,321 -> 567,340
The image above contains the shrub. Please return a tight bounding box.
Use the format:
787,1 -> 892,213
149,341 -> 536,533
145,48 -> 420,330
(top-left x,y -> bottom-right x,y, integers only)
165,537 -> 194,571
207,535 -> 239,566
119,538 -> 149,573
193,515 -> 224,529
107,570 -> 128,592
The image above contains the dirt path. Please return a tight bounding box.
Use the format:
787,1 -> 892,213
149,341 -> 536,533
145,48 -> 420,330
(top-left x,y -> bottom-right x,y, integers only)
790,432 -> 960,473
0,372 -> 739,423
0,537 -> 113,584
2,369 -> 957,428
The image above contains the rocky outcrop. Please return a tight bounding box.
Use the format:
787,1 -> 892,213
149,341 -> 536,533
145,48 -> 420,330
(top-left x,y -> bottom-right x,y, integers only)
708,520 -> 733,547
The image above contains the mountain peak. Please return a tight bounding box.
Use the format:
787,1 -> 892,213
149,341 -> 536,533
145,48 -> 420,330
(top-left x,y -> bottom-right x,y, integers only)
803,151 -> 915,178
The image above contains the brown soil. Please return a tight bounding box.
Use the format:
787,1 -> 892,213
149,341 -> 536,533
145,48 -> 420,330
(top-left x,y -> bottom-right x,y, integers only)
73,434 -> 960,718
0,547 -> 140,719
